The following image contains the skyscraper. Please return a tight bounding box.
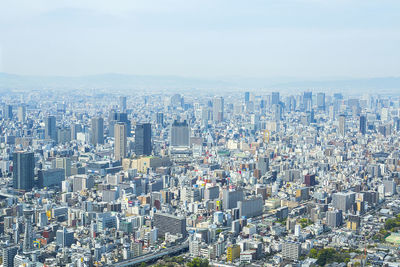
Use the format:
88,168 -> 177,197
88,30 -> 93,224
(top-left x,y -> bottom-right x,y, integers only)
156,112 -> 164,126
3,104 -> 13,120
91,117 -> 104,145
135,123 -> 152,156
327,210 -> 343,228
338,114 -> 346,136
119,96 -> 127,112
17,105 -> 26,123
109,111 -> 131,137
244,92 -> 250,103
303,92 -> 312,111
317,92 -> 325,110
212,96 -> 224,122
170,120 -> 190,147
114,122 -> 127,161
13,151 -> 35,191
2,246 -> 18,267
271,92 -> 280,105
23,208 -> 34,253
45,115 -> 57,141
360,115 -> 366,135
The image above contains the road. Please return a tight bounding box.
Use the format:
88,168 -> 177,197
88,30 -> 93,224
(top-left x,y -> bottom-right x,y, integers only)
114,239 -> 189,267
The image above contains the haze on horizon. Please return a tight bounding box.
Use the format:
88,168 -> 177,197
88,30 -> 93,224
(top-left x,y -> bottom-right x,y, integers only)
0,0 -> 399,80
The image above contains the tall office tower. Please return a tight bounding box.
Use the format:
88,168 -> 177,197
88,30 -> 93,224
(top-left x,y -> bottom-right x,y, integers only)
71,123 -> 82,140
23,208 -> 34,253
44,115 -> 57,141
338,114 -> 346,136
271,92 -> 280,105
13,151 -> 35,191
119,96 -> 127,112
114,122 -> 127,161
317,92 -> 326,110
153,213 -> 187,237
156,112 -> 164,126
272,104 -> 281,122
222,189 -> 244,210
327,210 -> 343,228
2,246 -> 18,267
54,157 -> 71,177
91,117 -> 104,145
359,115 -> 367,135
109,111 -> 131,137
56,227 -> 74,248
332,192 -> 356,212
135,123 -> 152,156
3,104 -> 13,120
244,92 -> 250,103
394,117 -> 400,132
303,92 -> 312,111
57,127 -> 71,144
258,156 -> 269,176
170,120 -> 190,147
212,96 -> 224,122
17,105 -> 26,123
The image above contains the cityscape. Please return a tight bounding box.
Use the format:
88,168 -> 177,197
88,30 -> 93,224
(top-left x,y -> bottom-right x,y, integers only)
0,91 -> 399,267
1,0 -> 400,267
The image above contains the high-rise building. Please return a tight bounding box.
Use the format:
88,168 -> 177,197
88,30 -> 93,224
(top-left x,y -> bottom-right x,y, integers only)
327,210 -> 343,228
238,197 -> 263,218
114,122 -> 127,161
56,227 -> 74,247
135,123 -> 152,156
153,213 -> 187,237
282,241 -> 301,260
244,92 -> 250,103
109,111 -> 131,137
303,92 -> 312,111
170,120 -> 190,147
271,92 -> 280,105
3,104 -> 13,120
45,115 -> 57,141
53,157 -> 71,177
2,246 -> 18,267
13,151 -> 35,191
91,117 -> 104,145
156,112 -> 164,126
304,174 -> 316,187
317,92 -> 325,110
222,189 -> 244,210
332,192 -> 355,212
119,96 -> 127,112
17,105 -> 26,123
23,208 -> 34,253
338,114 -> 346,136
212,97 -> 224,122
360,115 -> 366,135
57,127 -> 71,144
38,168 -> 65,188
71,123 -> 82,140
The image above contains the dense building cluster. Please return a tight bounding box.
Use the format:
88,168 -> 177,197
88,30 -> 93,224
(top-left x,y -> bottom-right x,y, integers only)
0,90 -> 399,266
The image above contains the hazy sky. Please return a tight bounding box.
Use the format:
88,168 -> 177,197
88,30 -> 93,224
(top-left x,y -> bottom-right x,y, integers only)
0,0 -> 399,79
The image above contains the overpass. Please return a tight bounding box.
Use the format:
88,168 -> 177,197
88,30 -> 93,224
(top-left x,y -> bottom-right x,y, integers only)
115,240 -> 189,267
0,192 -> 16,199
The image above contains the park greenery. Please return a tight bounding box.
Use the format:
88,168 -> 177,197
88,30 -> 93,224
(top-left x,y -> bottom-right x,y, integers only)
308,248 -> 350,266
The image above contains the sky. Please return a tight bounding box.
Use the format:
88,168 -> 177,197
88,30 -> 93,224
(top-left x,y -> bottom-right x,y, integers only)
0,0 -> 399,79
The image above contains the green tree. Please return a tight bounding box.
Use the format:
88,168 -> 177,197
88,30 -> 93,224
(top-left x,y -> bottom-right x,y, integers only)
187,258 -> 209,267
308,248 -> 318,258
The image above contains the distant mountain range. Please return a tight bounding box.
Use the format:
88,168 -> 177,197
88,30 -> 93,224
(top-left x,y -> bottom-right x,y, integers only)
0,72 -> 399,94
